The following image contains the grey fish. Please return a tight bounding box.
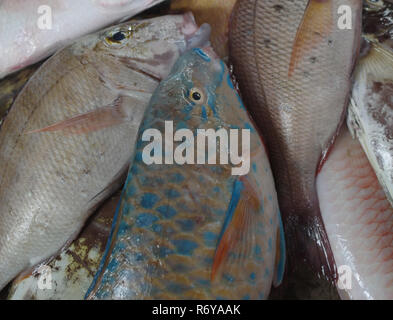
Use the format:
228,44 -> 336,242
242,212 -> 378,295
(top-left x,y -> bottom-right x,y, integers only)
0,13 -> 210,291
229,0 -> 362,287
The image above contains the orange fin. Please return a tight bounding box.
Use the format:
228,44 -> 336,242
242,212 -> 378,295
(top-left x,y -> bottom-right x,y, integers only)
13,269 -> 34,285
26,97 -> 128,135
288,0 -> 333,77
211,176 -> 261,281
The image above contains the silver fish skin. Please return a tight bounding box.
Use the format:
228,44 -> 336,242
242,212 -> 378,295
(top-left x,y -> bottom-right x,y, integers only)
317,125 -> 393,300
0,13 -> 210,291
7,190 -> 121,300
229,0 -> 362,283
348,2 -> 393,207
0,0 -> 166,79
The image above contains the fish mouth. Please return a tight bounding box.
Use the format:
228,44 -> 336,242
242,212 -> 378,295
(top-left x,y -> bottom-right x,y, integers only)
177,12 -> 211,54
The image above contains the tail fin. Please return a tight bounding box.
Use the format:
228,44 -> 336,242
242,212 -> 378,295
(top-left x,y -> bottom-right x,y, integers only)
285,206 -> 337,282
269,196 -> 338,299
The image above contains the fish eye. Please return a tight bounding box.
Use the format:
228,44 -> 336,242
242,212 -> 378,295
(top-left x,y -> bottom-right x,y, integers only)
105,30 -> 130,46
112,31 -> 126,41
189,87 -> 205,104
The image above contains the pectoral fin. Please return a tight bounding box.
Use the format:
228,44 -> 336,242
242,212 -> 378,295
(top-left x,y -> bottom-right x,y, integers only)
211,177 -> 261,281
26,97 -> 128,135
288,0 -> 333,77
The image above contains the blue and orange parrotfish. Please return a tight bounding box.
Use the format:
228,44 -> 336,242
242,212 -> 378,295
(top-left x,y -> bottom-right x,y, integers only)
85,47 -> 286,300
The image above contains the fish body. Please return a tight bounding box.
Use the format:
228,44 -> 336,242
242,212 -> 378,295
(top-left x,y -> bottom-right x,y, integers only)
0,13 -> 210,291
86,48 -> 285,300
347,1 -> 393,207
317,125 -> 393,300
170,0 -> 237,59
229,0 -> 362,282
0,0 -> 165,79
0,64 -> 39,126
7,191 -> 121,300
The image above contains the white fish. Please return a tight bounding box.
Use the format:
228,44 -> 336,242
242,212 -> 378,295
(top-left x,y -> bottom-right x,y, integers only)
0,13 -> 210,291
347,36 -> 393,207
317,125 -> 393,300
0,0 -> 165,79
7,191 -> 121,300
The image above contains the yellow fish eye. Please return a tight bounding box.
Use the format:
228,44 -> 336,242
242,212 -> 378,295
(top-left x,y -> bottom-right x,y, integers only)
189,87 -> 206,105
105,30 -> 130,46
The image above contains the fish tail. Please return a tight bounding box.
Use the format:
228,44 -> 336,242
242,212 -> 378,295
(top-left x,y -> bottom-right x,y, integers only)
280,192 -> 337,285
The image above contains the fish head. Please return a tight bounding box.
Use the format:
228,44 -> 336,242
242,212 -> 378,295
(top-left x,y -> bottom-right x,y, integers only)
149,46 -> 235,127
84,13 -> 211,80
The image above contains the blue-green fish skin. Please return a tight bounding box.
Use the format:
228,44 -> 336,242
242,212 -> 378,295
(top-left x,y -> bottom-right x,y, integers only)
87,48 -> 285,300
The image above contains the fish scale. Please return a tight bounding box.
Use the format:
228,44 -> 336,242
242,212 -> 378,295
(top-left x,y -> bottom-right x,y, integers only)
230,0 -> 362,289
0,14 -> 210,291
87,48 -> 285,300
317,126 -> 393,299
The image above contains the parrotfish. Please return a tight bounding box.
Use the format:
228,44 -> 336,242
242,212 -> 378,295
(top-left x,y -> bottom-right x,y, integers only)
347,0 -> 393,207
0,13 -> 210,291
317,125 -> 393,300
86,47 -> 285,300
0,0 -> 166,79
229,0 -> 362,286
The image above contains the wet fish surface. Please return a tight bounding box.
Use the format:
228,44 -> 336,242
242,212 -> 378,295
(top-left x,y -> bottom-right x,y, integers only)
347,0 -> 393,207
317,125 -> 393,300
229,0 -> 362,289
0,13 -> 210,291
0,64 -> 40,126
86,47 -> 285,300
6,190 -> 121,300
0,0 -> 166,79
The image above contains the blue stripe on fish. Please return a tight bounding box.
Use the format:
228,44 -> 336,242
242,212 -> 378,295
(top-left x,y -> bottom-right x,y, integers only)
215,179 -> 244,247
84,179 -> 129,299
193,48 -> 211,61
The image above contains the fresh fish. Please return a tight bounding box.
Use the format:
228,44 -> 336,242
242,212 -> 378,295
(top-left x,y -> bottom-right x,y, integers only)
0,13 -> 210,291
7,190 -> 121,300
86,47 -> 285,300
347,1 -> 393,207
229,0 -> 362,284
0,64 -> 40,126
170,0 -> 237,59
317,125 -> 393,300
0,0 -> 166,79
